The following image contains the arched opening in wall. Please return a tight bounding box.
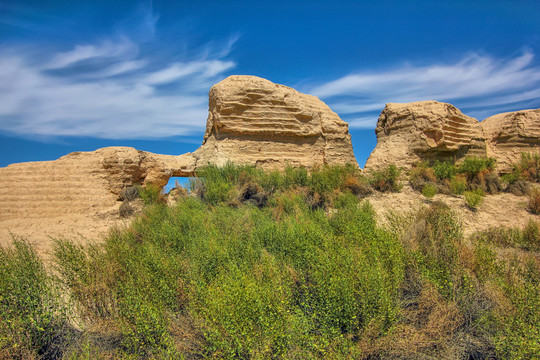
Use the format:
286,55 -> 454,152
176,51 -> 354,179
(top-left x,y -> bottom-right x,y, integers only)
164,176 -> 196,194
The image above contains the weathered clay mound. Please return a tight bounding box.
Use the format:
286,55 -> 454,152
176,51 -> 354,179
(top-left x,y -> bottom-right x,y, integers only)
1,75 -> 539,253
192,75 -> 357,168
0,147 -> 195,222
0,75 -> 358,249
364,101 -> 487,170
482,108 -> 540,173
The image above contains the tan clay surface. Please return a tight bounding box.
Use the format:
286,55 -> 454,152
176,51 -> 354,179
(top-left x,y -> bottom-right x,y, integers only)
364,101 -> 486,170
0,77 -> 538,257
481,108 -> 540,173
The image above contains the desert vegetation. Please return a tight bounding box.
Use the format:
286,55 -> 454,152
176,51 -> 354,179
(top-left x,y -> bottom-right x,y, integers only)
1,163 -> 539,359
409,154 -> 540,212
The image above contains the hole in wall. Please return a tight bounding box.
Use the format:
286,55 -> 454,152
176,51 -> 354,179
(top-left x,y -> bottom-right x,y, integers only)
164,177 -> 195,193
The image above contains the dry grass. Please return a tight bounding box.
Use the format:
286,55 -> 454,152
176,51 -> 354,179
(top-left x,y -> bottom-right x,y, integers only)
409,163 -> 437,192
343,174 -> 372,197
528,188 -> 540,214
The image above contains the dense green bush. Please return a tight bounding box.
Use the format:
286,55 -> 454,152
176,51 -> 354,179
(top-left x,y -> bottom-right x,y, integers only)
421,183 -> 438,199
458,157 -> 496,177
449,175 -> 468,195
2,163 -> 539,359
433,160 -> 456,180
410,158 -> 504,196
507,152 -> 540,183
138,184 -> 165,205
368,164 -> 402,192
0,238 -> 69,359
464,189 -> 484,209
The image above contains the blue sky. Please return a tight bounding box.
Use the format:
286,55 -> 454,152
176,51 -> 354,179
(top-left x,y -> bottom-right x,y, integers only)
1,0 -> 539,168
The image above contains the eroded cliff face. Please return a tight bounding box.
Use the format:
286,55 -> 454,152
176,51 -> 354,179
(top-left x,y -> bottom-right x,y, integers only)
0,147 -> 196,223
364,101 -> 487,170
364,101 -> 540,172
1,75 -> 538,251
0,75 -> 358,248
481,109 -> 540,173
192,75 -> 358,169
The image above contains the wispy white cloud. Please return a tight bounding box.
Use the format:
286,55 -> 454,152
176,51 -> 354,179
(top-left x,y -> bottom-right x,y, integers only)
142,60 -> 235,85
309,51 -> 540,128
45,38 -> 139,69
0,35 -> 237,139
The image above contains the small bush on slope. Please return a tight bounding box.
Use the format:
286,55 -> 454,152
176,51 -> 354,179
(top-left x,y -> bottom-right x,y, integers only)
449,175 -> 468,195
464,188 -> 484,210
421,183 -> 438,199
529,188 -> 540,214
410,158 -> 502,196
505,152 -> 540,184
458,157 -> 500,194
433,160 -> 457,181
368,164 -> 402,192
409,161 -> 437,192
471,220 -> 540,253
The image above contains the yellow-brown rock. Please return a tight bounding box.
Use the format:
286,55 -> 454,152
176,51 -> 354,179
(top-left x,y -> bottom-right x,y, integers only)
365,101 -> 487,170
192,75 -> 358,169
0,75 -> 358,250
481,109 -> 540,173
0,147 -> 195,222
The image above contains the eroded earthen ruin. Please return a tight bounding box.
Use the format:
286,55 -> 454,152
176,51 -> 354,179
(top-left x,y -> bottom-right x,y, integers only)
0,75 -> 538,249
364,101 -> 540,173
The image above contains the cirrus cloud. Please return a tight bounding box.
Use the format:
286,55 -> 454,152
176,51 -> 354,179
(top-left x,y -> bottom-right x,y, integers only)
308,51 -> 540,128
0,33 -> 237,139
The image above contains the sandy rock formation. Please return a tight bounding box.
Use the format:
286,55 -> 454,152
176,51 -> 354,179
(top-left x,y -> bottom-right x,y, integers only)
192,75 -> 357,169
0,147 -> 195,222
481,109 -> 540,173
0,147 -> 197,253
0,75 -> 358,250
365,101 -> 486,170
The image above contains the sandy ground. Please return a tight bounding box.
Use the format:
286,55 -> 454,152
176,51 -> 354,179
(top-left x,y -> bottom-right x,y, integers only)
0,212 -> 127,261
366,185 -> 539,237
1,186 -> 538,260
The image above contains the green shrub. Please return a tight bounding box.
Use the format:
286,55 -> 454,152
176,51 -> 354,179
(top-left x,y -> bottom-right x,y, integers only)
433,160 -> 456,180
409,162 -> 437,192
495,261 -> 540,359
421,183 -> 438,199
9,163 -> 540,358
449,175 -> 468,195
308,164 -> 357,195
408,203 -> 462,298
333,191 -> 360,209
507,152 -> 540,183
464,189 -> 484,209
0,237 -> 68,359
138,184 -> 164,205
117,281 -> 172,354
283,165 -> 309,188
458,157 -> 496,177
471,221 -> 540,252
457,157 -> 498,194
369,164 -> 402,192
522,221 -> 540,252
